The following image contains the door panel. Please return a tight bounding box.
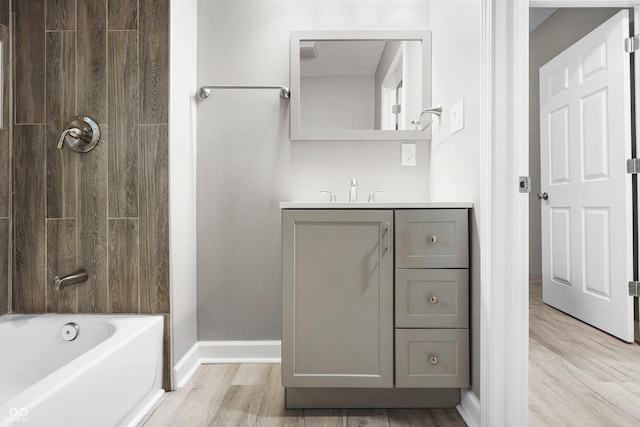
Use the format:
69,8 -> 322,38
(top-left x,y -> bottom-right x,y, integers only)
581,88 -> 609,181
582,208 -> 610,299
550,207 -> 571,287
540,10 -> 634,342
549,106 -> 571,184
282,209 -> 394,388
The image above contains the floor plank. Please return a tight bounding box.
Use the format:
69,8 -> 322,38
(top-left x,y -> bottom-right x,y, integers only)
529,277 -> 640,426
140,364 -> 464,427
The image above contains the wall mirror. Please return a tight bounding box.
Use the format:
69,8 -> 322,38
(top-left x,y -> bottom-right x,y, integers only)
290,31 -> 431,141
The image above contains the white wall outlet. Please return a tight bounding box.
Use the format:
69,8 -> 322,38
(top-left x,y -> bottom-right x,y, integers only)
450,99 -> 465,134
401,143 -> 416,166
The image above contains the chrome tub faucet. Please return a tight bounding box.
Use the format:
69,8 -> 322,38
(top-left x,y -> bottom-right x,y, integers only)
51,269 -> 89,291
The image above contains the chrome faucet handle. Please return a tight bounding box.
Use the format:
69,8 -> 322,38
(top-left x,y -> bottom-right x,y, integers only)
368,191 -> 383,203
57,116 -> 101,153
57,128 -> 83,149
320,190 -> 337,203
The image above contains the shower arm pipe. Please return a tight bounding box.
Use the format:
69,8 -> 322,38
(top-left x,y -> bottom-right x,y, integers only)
412,105 -> 443,131
199,85 -> 291,99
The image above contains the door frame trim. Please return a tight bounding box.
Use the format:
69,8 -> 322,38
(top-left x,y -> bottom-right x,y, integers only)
480,1 -> 530,425
482,1 -> 640,425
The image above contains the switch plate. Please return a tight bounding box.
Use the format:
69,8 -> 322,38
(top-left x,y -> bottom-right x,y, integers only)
451,99 -> 464,134
401,143 -> 416,166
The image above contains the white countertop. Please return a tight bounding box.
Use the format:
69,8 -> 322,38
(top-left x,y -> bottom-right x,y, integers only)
279,201 -> 473,209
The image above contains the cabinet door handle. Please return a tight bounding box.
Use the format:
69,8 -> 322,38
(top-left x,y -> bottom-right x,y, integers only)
384,223 -> 390,255
430,296 -> 438,304
430,235 -> 438,244
430,356 -> 439,366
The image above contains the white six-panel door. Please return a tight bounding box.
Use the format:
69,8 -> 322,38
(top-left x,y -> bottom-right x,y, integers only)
539,10 -> 634,342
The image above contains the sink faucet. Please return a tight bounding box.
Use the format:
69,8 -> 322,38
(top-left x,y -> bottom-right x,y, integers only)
51,269 -> 89,291
349,178 -> 358,202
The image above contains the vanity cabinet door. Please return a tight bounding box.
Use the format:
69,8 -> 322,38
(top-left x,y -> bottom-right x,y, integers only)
282,210 -> 394,388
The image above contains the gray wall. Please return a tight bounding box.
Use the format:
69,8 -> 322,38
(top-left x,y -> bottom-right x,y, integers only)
529,8 -> 620,276
196,0 -> 430,341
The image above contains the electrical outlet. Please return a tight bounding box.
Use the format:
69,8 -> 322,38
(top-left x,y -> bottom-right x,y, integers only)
401,143 -> 416,166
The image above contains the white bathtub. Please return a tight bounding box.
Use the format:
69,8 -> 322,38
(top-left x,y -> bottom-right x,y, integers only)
0,314 -> 164,427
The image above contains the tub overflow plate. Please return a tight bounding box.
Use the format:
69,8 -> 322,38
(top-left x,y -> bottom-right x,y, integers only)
60,322 -> 79,341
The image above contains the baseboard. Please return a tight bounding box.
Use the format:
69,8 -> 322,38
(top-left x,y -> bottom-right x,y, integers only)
173,342 -> 201,388
457,388 -> 480,427
199,340 -> 281,363
173,340 -> 282,388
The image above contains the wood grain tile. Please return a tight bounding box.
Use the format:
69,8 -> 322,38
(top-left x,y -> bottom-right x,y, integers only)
0,0 -> 9,27
529,278 -> 640,426
231,363 -> 272,386
139,0 -> 168,124
142,364 -> 240,426
139,125 -> 168,313
162,314 -> 171,391
142,364 -> 466,427
255,365 -> 304,427
46,31 -> 76,219
387,408 -> 465,426
77,0 -> 107,124
0,24 -> 10,218
108,31 -> 138,218
107,0 -> 137,30
347,409 -> 389,426
46,0 -> 75,30
0,218 -> 8,315
210,385 -> 264,426
46,219 -> 77,313
77,125 -> 108,312
301,409 -> 347,427
15,0 -> 45,124
108,219 -> 139,312
13,125 -> 46,313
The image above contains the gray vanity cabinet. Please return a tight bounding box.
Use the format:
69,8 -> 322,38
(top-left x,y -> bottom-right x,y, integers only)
281,206 -> 470,407
281,210 -> 394,388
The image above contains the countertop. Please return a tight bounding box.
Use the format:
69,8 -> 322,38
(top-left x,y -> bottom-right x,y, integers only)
279,201 -> 473,209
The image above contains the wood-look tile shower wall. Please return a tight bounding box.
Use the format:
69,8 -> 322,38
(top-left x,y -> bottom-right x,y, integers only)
10,0 -> 170,362
0,0 -> 9,316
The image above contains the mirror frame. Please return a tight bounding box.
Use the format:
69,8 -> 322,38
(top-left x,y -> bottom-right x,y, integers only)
290,30 -> 431,141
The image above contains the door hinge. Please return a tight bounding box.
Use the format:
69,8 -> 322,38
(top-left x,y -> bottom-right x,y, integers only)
519,176 -> 531,193
627,158 -> 640,174
392,105 -> 402,114
625,35 -> 640,53
629,281 -> 640,297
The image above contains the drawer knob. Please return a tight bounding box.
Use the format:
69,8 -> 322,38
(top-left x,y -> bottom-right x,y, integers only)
430,236 -> 438,244
430,296 -> 438,304
430,356 -> 439,366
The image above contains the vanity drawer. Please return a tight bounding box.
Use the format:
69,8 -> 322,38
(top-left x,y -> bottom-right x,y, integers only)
395,269 -> 468,328
395,329 -> 469,388
395,209 -> 468,269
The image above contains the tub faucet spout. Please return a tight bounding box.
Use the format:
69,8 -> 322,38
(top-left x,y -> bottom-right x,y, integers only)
51,269 -> 88,290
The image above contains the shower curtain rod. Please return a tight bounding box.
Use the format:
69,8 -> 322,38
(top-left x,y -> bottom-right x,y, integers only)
199,85 -> 290,99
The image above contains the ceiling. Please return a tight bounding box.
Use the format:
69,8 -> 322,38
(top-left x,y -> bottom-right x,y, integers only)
300,40 -> 388,77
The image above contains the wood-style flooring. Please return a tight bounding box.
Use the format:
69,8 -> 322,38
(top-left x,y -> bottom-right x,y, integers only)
141,278 -> 640,426
529,277 -> 640,426
138,363 -> 466,426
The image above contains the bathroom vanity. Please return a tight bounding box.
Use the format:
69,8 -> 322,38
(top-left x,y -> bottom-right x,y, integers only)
280,202 -> 472,408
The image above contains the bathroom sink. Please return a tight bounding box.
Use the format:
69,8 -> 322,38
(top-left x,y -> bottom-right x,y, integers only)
279,202 -> 473,209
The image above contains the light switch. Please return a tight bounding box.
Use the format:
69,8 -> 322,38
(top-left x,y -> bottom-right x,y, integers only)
450,99 -> 464,134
